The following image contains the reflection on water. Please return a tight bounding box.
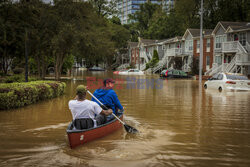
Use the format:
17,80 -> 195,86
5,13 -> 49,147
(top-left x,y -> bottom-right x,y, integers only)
1,70 -> 250,167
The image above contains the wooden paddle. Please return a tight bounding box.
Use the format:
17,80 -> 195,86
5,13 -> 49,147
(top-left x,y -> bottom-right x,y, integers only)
87,90 -> 139,134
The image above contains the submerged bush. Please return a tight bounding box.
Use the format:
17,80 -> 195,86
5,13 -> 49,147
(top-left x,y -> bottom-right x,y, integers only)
0,81 -> 66,110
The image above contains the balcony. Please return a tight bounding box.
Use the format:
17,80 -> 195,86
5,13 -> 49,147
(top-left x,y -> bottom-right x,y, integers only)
166,48 -> 183,57
222,41 -> 238,53
236,53 -> 250,65
222,41 -> 247,53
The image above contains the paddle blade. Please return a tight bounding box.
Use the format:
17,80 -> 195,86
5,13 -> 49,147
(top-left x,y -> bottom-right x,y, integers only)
124,124 -> 139,134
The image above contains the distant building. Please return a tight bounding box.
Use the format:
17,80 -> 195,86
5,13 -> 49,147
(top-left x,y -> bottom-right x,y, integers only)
117,0 -> 175,24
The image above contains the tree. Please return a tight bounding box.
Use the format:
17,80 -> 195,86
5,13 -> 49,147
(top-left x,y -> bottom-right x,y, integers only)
89,0 -> 118,17
129,2 -> 160,38
0,1 -> 21,74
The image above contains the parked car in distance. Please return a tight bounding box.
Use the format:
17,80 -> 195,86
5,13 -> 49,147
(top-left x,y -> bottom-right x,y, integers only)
118,69 -> 144,75
113,69 -> 127,75
204,73 -> 250,92
88,66 -> 105,71
160,69 -> 191,78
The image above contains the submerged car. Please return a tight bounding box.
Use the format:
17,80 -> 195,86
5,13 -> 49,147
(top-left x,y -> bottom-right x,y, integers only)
88,66 -> 105,71
113,69 -> 127,75
204,73 -> 250,92
118,69 -> 144,75
160,69 -> 190,78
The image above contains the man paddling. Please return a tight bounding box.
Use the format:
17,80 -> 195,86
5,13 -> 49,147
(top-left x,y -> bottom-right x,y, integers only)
68,85 -> 112,130
92,78 -> 124,121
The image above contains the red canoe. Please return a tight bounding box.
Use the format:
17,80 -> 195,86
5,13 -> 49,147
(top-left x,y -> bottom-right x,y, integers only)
67,115 -> 123,149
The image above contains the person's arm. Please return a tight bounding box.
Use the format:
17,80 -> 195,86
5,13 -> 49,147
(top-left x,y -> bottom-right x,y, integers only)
92,101 -> 112,116
100,109 -> 113,116
111,90 -> 123,110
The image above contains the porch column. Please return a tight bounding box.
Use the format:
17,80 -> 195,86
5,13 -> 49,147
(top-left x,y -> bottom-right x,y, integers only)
222,53 -> 225,71
241,65 -> 244,74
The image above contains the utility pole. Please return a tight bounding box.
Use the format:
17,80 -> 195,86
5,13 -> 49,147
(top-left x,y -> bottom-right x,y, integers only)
199,0 -> 203,83
25,28 -> 29,82
138,47 -> 140,70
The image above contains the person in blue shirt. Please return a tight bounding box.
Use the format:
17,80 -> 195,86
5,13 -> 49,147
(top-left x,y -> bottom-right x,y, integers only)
92,78 -> 124,121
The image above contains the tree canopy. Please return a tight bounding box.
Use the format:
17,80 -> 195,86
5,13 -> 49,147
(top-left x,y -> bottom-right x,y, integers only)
126,0 -> 250,41
0,0 -> 129,79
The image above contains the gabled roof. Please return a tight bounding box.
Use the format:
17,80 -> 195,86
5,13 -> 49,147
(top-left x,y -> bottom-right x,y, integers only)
139,38 -> 168,47
189,29 -> 201,38
182,29 -> 213,40
128,42 -> 138,48
162,36 -> 183,44
140,38 -> 156,45
212,21 -> 248,35
225,23 -> 250,33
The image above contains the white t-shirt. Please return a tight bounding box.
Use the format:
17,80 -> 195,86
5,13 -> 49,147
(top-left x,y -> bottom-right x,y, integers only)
68,99 -> 102,120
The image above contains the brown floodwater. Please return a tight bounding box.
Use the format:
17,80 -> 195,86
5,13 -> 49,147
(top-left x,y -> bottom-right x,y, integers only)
1,70 -> 250,167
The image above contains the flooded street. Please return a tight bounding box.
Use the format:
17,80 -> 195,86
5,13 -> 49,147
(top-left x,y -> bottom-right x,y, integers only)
1,71 -> 250,167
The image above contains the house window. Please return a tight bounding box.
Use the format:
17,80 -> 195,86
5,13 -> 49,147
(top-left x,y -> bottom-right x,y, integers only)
206,39 -> 210,52
239,33 -> 246,46
162,45 -> 166,50
185,40 -> 193,52
190,41 -> 193,51
206,56 -> 210,66
175,43 -> 181,48
215,55 -> 222,65
215,35 -> 226,49
197,40 -> 200,53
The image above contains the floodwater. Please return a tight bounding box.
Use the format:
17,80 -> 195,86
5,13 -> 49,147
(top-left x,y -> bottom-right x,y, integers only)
1,70 -> 250,167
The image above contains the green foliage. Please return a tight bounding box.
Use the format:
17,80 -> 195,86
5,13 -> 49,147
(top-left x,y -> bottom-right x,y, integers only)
145,50 -> 159,70
2,74 -> 38,83
0,0 -> 129,79
89,0 -> 118,17
0,81 -> 66,110
128,0 -> 250,40
12,68 -> 24,74
62,54 -> 74,74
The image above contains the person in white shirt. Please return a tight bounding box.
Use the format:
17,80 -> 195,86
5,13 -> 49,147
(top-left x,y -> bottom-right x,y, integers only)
69,85 -> 112,129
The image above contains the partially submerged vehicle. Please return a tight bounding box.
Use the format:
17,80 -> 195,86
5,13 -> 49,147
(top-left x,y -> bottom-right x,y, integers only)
204,73 -> 250,92
118,69 -> 144,75
160,69 -> 191,78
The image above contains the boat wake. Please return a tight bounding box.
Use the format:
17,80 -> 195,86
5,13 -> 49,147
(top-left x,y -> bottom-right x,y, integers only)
22,122 -> 70,132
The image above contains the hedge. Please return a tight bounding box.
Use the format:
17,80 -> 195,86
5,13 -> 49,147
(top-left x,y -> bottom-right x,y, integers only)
0,81 -> 66,110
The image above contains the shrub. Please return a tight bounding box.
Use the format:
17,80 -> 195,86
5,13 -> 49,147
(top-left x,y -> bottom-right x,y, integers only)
3,75 -> 25,83
0,81 -> 66,110
13,68 -> 24,74
145,50 -> 159,70
2,75 -> 38,83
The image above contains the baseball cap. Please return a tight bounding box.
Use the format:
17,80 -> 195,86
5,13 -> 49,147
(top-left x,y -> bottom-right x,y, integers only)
103,78 -> 115,85
76,85 -> 87,94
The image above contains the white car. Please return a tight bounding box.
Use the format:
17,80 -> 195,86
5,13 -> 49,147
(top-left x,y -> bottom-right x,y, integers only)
204,73 -> 250,92
118,69 -> 144,75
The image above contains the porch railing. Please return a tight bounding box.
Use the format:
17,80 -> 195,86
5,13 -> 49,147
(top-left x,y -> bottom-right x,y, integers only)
246,42 -> 250,53
152,54 -> 169,73
166,48 -> 183,57
222,41 -> 247,53
140,63 -> 147,71
182,64 -> 190,72
205,64 -> 222,76
222,41 -> 238,53
236,53 -> 250,65
224,55 -> 236,73
117,63 -> 130,70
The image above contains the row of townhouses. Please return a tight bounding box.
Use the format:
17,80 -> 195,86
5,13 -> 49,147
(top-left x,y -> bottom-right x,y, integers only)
126,21 -> 250,77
